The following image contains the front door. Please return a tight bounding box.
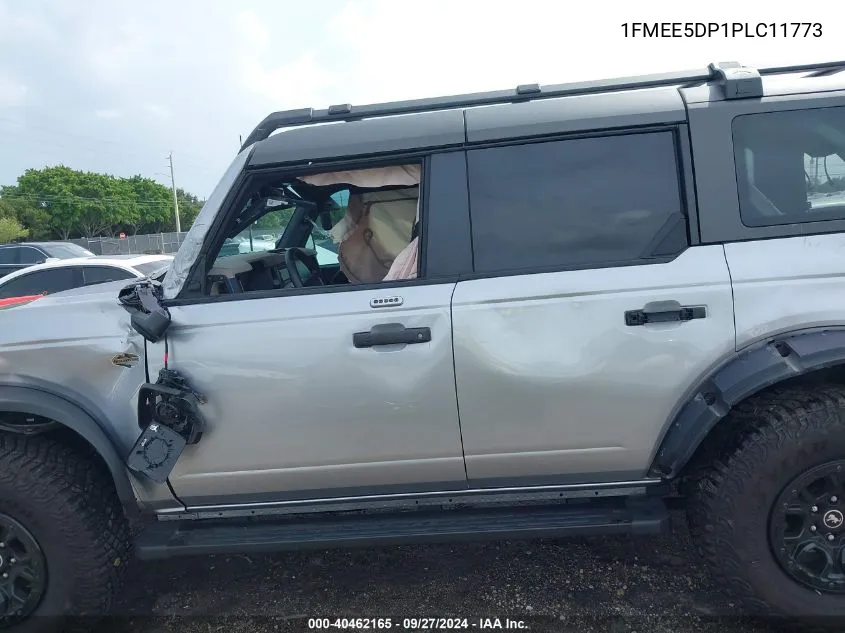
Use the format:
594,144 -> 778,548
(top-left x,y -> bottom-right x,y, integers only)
149,283 -> 465,508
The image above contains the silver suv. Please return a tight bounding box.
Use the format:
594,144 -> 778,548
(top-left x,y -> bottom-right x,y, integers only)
2,59 -> 845,630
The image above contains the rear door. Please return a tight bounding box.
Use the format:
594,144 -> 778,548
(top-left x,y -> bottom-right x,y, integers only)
451,128 -> 737,487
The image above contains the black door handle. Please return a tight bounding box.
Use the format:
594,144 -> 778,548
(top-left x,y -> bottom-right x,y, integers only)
625,304 -> 706,326
353,323 -> 432,348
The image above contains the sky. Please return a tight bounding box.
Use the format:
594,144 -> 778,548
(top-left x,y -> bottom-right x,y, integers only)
0,0 -> 842,198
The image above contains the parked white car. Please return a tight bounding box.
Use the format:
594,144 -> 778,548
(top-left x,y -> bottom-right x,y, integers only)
0,253 -> 173,301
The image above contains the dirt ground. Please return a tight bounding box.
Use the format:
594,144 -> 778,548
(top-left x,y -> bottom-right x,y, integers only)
95,513 -> 781,633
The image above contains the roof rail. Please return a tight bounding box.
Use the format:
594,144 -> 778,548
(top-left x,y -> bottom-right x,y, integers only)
240,59 -> 845,151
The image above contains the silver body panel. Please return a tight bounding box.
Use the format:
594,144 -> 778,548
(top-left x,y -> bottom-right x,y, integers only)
147,283 -> 466,506
0,281 -> 182,510
724,233 -> 845,350
451,246 -> 736,484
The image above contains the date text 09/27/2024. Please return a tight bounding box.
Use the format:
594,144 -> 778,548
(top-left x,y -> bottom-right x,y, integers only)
308,618 -> 527,630
621,22 -> 822,38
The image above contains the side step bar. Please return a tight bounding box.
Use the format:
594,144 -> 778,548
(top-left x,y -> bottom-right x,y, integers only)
136,498 -> 669,561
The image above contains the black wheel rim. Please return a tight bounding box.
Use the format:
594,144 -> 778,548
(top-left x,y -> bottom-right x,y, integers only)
770,460 -> 845,593
0,512 -> 47,626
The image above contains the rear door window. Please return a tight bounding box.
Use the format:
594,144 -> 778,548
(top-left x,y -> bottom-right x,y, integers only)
0,268 -> 78,299
466,131 -> 688,274
18,247 -> 45,265
18,246 -> 47,264
82,266 -> 135,286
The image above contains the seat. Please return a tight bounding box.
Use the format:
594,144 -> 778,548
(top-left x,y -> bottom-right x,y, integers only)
299,165 -> 422,283
382,236 -> 419,281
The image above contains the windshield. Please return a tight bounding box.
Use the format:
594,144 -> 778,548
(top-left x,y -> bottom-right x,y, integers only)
47,243 -> 95,258
133,260 -> 171,279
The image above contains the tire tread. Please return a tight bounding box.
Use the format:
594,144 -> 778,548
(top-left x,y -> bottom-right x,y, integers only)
0,432 -> 130,620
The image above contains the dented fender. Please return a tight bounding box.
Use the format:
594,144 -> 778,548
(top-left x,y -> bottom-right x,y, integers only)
0,279 -> 185,511
0,383 -> 136,504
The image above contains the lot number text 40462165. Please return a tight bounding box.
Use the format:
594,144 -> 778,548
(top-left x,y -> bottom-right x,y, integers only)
307,617 -> 527,630
621,22 -> 823,38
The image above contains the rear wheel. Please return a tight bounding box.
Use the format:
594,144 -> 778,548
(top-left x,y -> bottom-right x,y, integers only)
687,385 -> 845,621
0,433 -> 130,632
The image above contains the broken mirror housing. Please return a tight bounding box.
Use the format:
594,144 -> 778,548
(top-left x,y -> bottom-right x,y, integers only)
127,368 -> 207,483
119,279 -> 172,343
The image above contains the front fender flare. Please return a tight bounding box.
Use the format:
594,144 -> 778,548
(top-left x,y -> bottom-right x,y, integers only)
649,328 -> 845,479
0,385 -> 136,505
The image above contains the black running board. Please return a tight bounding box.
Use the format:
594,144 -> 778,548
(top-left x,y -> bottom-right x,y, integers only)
136,498 -> 669,560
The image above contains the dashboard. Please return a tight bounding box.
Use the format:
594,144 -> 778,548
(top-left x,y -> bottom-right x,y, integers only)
207,250 -> 310,295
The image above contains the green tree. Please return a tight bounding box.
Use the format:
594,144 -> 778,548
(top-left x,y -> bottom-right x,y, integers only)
9,166 -> 80,238
0,216 -> 28,243
0,195 -> 50,239
176,188 -> 204,231
1,166 -> 206,239
126,175 -> 171,234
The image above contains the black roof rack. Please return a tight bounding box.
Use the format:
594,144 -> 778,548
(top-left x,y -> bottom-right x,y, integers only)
240,59 -> 845,151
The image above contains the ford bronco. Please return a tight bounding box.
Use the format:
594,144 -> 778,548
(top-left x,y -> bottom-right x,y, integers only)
2,59 -> 845,630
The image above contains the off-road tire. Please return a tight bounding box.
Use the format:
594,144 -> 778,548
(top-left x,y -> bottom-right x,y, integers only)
686,384 -> 845,623
0,433 -> 131,633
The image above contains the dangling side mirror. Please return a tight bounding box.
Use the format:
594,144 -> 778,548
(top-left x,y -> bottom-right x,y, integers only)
119,280 -> 172,343
130,310 -> 171,343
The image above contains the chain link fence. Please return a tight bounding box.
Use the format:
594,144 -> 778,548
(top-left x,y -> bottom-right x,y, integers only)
68,232 -> 189,256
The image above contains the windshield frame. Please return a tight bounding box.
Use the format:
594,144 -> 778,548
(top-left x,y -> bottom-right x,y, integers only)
133,260 -> 172,280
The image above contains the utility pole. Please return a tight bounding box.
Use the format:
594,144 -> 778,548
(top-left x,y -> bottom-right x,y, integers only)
167,152 -> 181,233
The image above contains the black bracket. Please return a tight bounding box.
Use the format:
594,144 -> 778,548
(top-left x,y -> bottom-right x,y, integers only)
137,368 -> 206,444
127,368 -> 207,483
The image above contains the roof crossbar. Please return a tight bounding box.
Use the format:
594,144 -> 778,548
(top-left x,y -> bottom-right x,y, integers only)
240,59 -> 845,151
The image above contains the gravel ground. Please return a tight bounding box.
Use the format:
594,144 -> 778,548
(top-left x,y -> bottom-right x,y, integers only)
95,512 -> 779,633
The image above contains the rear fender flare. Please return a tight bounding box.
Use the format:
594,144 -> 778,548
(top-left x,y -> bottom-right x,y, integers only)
0,385 -> 136,505
649,327 -> 845,478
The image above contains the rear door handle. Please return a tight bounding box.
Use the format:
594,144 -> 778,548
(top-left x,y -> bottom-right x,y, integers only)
353,323 -> 432,348
625,302 -> 706,326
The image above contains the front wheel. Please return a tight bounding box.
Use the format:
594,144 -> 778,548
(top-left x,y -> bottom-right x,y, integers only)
0,434 -> 130,632
687,385 -> 845,621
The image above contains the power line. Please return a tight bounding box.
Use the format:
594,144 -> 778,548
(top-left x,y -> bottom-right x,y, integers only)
0,115 -> 217,166
0,193 -> 190,206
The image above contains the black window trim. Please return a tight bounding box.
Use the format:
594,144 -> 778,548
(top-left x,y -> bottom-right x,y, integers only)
168,151 -> 469,307
461,124 -> 694,281
166,124 -> 695,305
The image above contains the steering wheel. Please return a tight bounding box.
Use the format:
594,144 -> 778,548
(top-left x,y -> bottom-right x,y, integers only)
284,247 -> 325,288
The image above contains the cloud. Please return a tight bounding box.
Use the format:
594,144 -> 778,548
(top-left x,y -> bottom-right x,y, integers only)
0,72 -> 26,107
94,109 -> 121,119
144,105 -> 171,119
0,0 -> 843,198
